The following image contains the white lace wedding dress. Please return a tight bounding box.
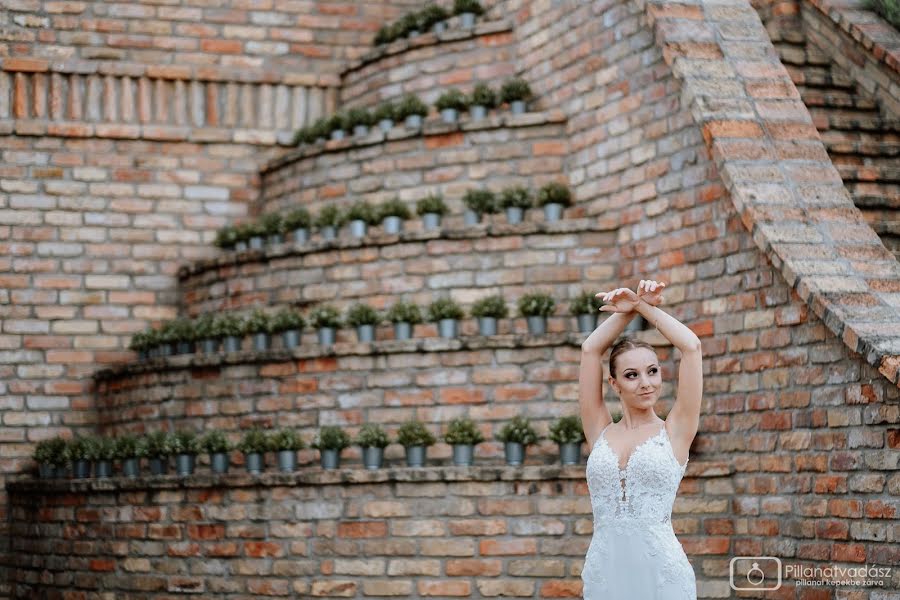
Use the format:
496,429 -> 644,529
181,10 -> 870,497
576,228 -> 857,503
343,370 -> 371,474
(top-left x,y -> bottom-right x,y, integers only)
582,422 -> 696,599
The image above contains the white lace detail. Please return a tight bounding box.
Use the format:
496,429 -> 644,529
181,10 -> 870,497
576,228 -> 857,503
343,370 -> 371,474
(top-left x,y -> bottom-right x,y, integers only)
582,423 -> 696,599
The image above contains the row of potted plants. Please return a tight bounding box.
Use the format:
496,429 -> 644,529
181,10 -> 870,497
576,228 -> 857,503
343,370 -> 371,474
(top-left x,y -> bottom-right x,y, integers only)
214,183 -> 571,252
292,78 -> 533,145
128,290 -> 620,359
33,415 -> 592,479
374,0 -> 484,45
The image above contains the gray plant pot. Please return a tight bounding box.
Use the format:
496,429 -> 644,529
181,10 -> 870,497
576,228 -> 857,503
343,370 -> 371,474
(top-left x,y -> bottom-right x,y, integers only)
452,444 -> 474,466
252,333 -> 270,352
95,460 -> 113,478
353,125 -> 369,137
511,100 -> 526,114
321,226 -> 337,241
478,317 -> 497,336
318,327 -> 335,346
382,216 -> 403,234
440,108 -> 458,123
378,119 -> 394,132
223,336 -> 242,353
122,457 -> 140,478
235,240 -> 248,252
210,452 -> 230,474
433,21 -> 446,34
349,219 -> 367,238
506,206 -> 524,224
293,227 -> 310,244
577,313 -> 598,333
526,316 -> 547,335
362,446 -> 384,470
249,236 -> 264,250
504,441 -> 525,465
277,450 -> 297,472
356,324 -> 375,342
404,114 -> 422,129
176,341 -> 194,355
176,453 -> 195,476
438,318 -> 458,338
559,442 -> 581,465
245,452 -> 264,474
200,338 -> 219,354
316,137 -> 327,144
55,465 -> 70,478
320,448 -> 341,469
470,105 -> 487,120
393,322 -> 412,340
149,456 -> 168,475
73,460 -> 91,479
405,445 -> 427,467
408,29 -> 420,37
282,329 -> 301,349
463,209 -> 481,225
268,233 -> 283,246
330,129 -> 344,141
543,203 -> 564,222
460,12 -> 476,27
158,343 -> 173,357
38,463 -> 54,479
422,213 -> 441,230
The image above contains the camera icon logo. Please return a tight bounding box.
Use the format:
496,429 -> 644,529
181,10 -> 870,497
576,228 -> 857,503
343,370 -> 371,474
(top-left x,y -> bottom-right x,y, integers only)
730,556 -> 782,591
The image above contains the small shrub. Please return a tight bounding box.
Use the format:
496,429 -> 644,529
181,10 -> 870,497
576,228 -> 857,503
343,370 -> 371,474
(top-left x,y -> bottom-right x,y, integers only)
396,421 -> 437,447
343,201 -> 379,225
114,434 -> 147,459
536,182 -> 572,206
495,415 -> 542,446
193,314 -> 217,340
237,428 -> 272,454
548,415 -> 586,445
499,186 -> 532,209
378,198 -> 411,220
462,189 -> 497,215
311,425 -> 351,451
435,88 -> 469,112
270,308 -> 305,333
419,4 -> 449,29
243,309 -> 272,335
270,429 -> 306,451
214,226 -> 238,248
215,314 -> 245,338
327,112 -> 349,133
144,431 -> 175,458
170,430 -> 201,455
569,290 -> 604,315
310,305 -> 342,329
200,430 -> 232,454
395,94 -> 429,120
354,424 -> 390,448
261,212 -> 284,236
315,205 -> 344,229
284,208 -> 311,231
374,101 -> 396,122
517,291 -> 556,317
470,83 -> 498,108
386,301 -> 423,324
454,0 -> 484,16
427,297 -> 464,321
346,107 -> 374,128
470,294 -> 508,319
346,303 -> 381,327
34,437 -> 68,466
443,417 -> 484,445
500,77 -> 533,103
416,194 -> 448,216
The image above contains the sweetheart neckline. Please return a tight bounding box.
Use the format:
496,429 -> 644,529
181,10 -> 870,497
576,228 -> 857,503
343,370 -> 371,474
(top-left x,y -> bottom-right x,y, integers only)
590,423 -> 688,473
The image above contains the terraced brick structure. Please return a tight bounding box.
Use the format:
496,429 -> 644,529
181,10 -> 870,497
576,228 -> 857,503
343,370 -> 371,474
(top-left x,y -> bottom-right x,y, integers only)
2,0 -> 899,597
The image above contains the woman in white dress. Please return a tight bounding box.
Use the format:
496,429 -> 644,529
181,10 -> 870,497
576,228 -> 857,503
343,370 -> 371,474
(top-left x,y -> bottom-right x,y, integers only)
578,279 -> 702,600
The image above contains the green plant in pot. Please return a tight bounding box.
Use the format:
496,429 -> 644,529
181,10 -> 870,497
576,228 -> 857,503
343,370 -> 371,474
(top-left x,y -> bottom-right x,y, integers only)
416,194 -> 448,230
66,435 -> 97,479
244,308 -> 273,352
292,123 -> 317,146
271,428 -> 306,472
570,289 -> 604,334
214,225 -> 238,251
374,22 -> 398,46
194,314 -> 220,354
386,300 -> 422,340
34,436 -> 68,479
311,425 -> 352,470
114,434 -> 148,478
144,430 -> 176,475
92,436 -> 117,479
470,294 -> 508,336
344,201 -> 378,238
399,11 -> 421,37
237,427 -> 272,474
518,290 -> 556,335
261,212 -> 285,246
315,205 -> 344,241
346,303 -> 381,343
443,417 -> 484,466
170,430 -> 201,476
155,321 -> 179,357
378,198 -> 410,235
462,189 -> 497,225
495,415 -> 542,465
435,88 -> 469,123
500,77 -> 533,114
271,308 -> 305,350
310,304 -> 342,346
310,116 -> 331,143
374,101 -> 397,132
355,424 -> 391,470
327,111 -> 349,140
428,297 -> 464,339
469,83 -> 497,120
284,207 -> 312,244
536,181 -> 572,222
549,415 -> 586,465
215,314 -> 245,353
245,219 -> 267,250
200,430 -> 233,474
396,420 -> 437,467
346,107 -> 375,137
420,3 -> 449,33
129,330 -> 152,361
499,186 -> 531,224
454,0 -> 484,28
233,222 -> 254,252
166,318 -> 196,355
396,94 -> 429,129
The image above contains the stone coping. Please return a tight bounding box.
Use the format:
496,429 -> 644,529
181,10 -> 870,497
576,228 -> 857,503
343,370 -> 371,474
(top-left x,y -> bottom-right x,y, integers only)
177,217 -> 613,280
805,0 -> 900,74
0,120 -> 289,145
340,18 -> 515,77
261,109 -> 567,171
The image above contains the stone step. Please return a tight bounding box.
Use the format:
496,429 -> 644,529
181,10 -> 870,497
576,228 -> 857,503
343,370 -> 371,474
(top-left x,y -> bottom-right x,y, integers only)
834,161 -> 900,183
784,64 -> 855,89
821,128 -> 900,149
846,183 -> 900,209
775,41 -> 832,67
797,86 -> 879,111
810,109 -> 900,132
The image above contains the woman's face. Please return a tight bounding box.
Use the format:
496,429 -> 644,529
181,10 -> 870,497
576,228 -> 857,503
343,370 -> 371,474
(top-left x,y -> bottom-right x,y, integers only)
609,347 -> 662,408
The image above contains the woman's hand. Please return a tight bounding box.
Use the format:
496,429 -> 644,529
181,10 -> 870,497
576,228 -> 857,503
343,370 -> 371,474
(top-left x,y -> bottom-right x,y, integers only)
596,288 -> 641,313
637,279 -> 666,307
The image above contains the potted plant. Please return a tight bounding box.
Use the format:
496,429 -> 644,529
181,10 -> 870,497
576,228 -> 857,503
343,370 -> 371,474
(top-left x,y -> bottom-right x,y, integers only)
271,308 -> 305,349
347,107 -> 374,137
214,226 -> 238,251
435,88 -> 469,123
234,222 -> 254,252
355,423 -> 391,470
462,189 -> 497,225
327,111 -> 348,141
66,436 -> 96,479
311,117 -> 331,144
421,3 -> 449,33
396,420 -> 437,467
246,220 -> 266,250
518,291 -> 556,335
495,415 -> 542,465
271,428 -> 306,472
500,186 -> 531,224
444,417 -> 484,466
260,213 -> 284,246
536,181 -> 572,222
374,101 -> 396,132
570,290 -> 603,333
470,294 -> 507,335
216,314 -> 244,353
549,415 -> 585,465
310,304 -> 342,346
346,303 -> 381,343
312,425 -> 351,470
428,297 -> 464,338
89,436 -> 115,478
115,434 -> 147,478
374,23 -> 397,46
399,12 -> 420,37
416,194 -> 448,230
168,318 -> 195,355
292,124 -> 316,147
200,430 -> 232,474
315,205 -> 343,241
170,430 -> 201,476
243,309 -> 272,351
145,430 -> 175,475
501,77 -> 533,114
156,321 -> 177,358
129,330 -> 152,361
194,314 -> 219,354
344,201 -> 378,238
285,207 -> 312,244
34,436 -> 68,479
397,94 -> 429,129
454,0 -> 484,28
469,83 -> 497,120
386,300 -> 422,340
378,198 -> 411,235
238,428 -> 272,474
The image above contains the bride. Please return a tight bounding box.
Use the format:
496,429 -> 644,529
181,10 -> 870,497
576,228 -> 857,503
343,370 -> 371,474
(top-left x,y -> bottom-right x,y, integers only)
579,279 -> 702,599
